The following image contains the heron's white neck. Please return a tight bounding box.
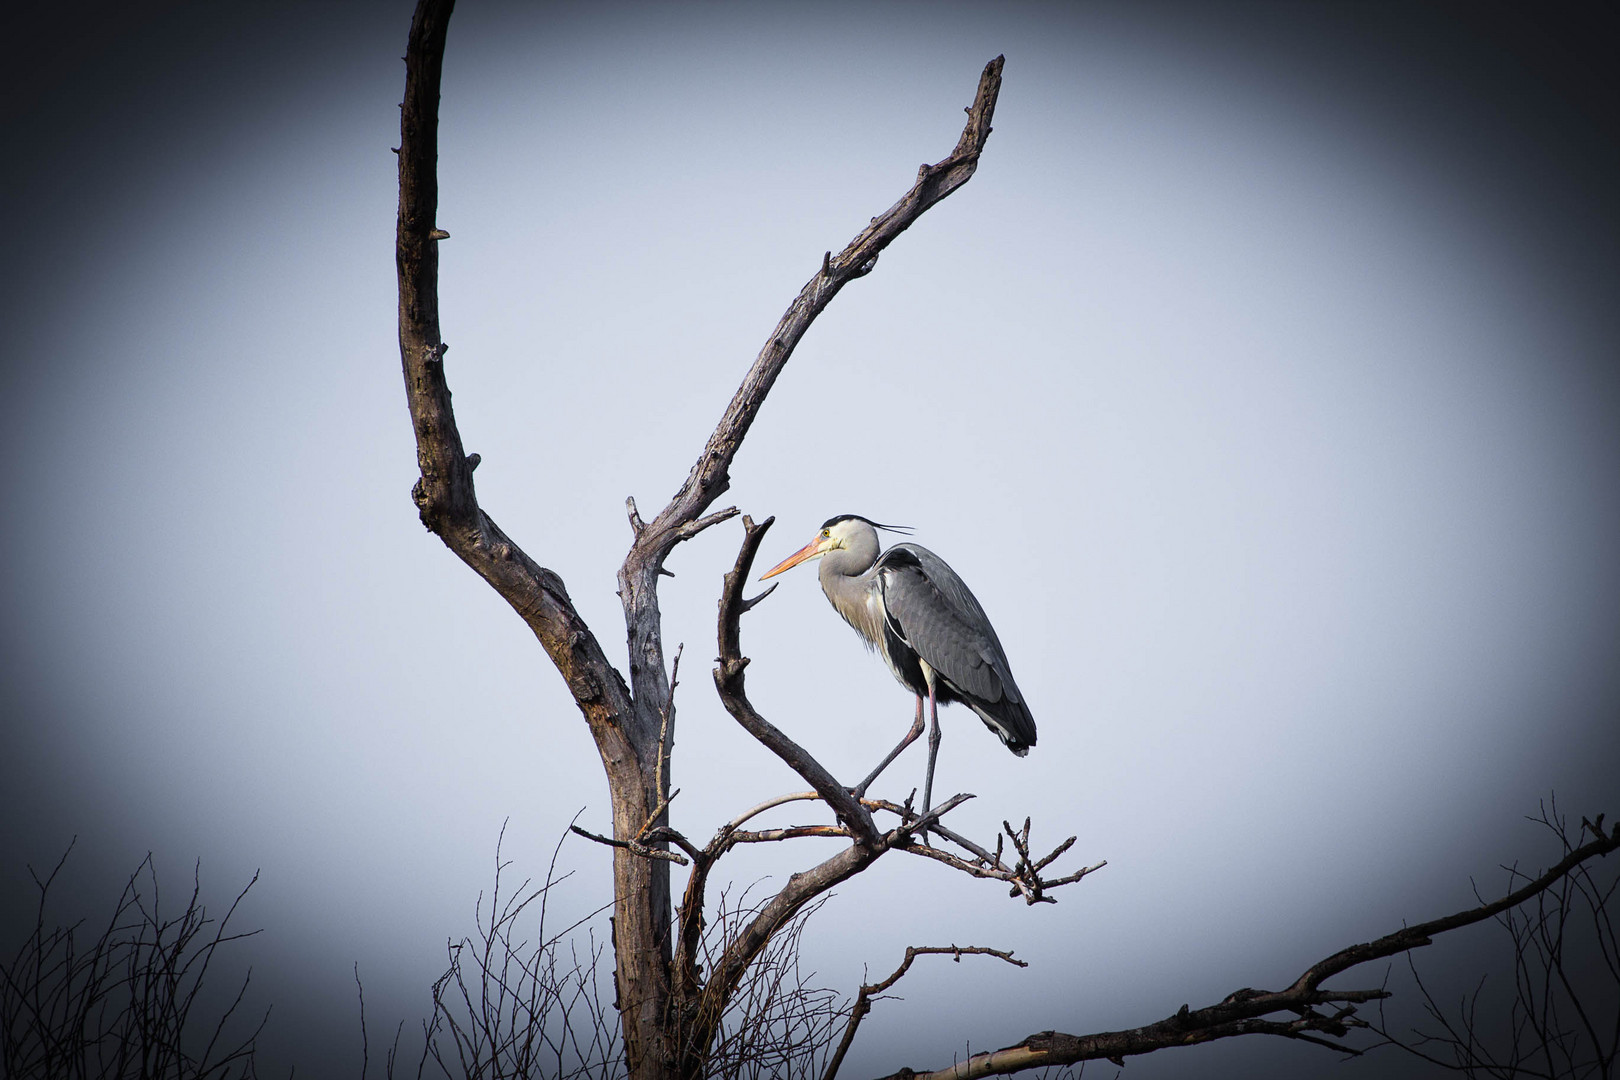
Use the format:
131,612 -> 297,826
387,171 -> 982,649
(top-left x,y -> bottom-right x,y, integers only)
817,523 -> 883,644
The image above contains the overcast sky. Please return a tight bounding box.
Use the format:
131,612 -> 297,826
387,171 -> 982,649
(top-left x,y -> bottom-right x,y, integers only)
3,2 -> 1617,1077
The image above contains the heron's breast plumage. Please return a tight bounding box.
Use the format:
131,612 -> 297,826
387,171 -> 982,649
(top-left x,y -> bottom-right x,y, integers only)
819,565 -> 928,697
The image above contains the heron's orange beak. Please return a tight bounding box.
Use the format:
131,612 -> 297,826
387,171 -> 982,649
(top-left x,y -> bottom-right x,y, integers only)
759,535 -> 827,580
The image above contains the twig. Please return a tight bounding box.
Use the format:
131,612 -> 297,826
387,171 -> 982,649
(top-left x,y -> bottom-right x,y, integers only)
724,791 -> 825,832
891,793 -> 976,843
569,824 -> 690,866
740,581 -> 779,614
863,798 -> 1104,904
675,506 -> 741,541
730,825 -> 854,844
824,945 -> 1027,1080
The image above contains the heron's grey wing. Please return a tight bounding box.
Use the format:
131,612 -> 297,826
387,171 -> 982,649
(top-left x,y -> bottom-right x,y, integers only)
875,545 -> 1012,705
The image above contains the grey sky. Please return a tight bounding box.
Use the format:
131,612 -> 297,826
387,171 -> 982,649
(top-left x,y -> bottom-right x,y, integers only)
2,2 -> 1617,1076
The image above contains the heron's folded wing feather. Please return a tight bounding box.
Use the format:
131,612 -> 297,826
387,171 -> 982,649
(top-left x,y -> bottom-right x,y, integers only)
878,559 -> 1007,704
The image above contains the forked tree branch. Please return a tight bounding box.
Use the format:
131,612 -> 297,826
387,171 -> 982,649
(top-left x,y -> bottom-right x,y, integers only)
693,515 -> 891,1013
872,817 -> 1620,1079
867,804 -> 1105,905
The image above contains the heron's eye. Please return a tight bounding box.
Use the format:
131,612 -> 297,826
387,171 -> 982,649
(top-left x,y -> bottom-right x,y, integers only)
820,530 -> 830,539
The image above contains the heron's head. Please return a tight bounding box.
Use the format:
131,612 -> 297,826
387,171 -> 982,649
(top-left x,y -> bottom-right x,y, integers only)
759,515 -> 910,579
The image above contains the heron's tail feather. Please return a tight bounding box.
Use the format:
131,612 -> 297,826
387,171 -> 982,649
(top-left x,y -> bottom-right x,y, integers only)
971,697 -> 1036,757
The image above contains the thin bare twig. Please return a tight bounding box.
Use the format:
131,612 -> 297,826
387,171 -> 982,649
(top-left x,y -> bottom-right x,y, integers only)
724,792 -> 824,832
569,825 -> 691,867
824,945 -> 1027,1080
0,845 -> 267,1079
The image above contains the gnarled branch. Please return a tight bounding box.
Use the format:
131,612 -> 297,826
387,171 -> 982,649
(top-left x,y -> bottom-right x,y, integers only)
870,803 -> 1105,905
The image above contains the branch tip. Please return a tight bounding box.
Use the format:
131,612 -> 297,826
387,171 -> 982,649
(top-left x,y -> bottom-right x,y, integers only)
740,582 -> 778,614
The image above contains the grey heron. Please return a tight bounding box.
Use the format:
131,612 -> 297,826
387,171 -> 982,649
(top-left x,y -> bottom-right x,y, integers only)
760,515 -> 1036,827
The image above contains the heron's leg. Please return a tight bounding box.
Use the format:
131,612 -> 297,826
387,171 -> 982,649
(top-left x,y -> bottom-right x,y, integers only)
852,695 -> 925,798
921,683 -> 942,843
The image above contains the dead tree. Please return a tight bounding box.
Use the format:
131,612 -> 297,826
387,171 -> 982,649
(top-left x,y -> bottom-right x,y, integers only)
396,3 -> 1093,1076
394,4 -> 1618,1078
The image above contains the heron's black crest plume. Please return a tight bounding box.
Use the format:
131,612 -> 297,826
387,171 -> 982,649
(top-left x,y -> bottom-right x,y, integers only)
822,514 -> 913,535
